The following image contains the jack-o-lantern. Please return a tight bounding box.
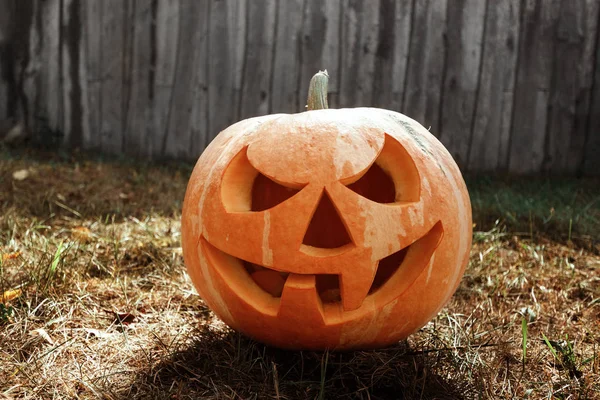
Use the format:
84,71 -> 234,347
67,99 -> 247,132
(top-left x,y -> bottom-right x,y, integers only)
182,71 -> 472,350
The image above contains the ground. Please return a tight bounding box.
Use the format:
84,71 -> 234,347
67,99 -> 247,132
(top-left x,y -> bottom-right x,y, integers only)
0,147 -> 598,399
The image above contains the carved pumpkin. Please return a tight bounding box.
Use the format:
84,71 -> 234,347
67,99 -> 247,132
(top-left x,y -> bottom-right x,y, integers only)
182,72 -> 472,350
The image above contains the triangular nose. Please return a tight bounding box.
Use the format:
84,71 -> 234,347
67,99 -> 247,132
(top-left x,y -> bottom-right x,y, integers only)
303,189 -> 352,248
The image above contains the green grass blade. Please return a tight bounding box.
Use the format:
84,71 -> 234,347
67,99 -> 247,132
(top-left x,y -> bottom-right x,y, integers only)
542,333 -> 559,359
318,350 -> 329,400
50,241 -> 64,275
44,241 -> 66,290
521,317 -> 528,364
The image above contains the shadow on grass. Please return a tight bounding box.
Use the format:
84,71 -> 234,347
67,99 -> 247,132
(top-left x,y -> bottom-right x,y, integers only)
129,327 -> 476,400
0,146 -> 192,221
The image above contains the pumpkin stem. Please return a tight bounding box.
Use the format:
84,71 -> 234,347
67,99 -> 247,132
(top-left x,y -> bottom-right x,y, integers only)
307,70 -> 329,111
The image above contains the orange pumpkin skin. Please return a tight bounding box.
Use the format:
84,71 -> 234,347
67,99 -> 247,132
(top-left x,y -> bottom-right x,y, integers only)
182,108 -> 472,350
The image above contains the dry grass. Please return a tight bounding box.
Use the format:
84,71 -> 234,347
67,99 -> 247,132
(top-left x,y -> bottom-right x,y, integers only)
0,147 -> 598,399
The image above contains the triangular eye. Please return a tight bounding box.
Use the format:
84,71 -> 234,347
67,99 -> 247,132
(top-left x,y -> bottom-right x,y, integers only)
344,133 -> 420,203
346,162 -> 396,203
252,173 -> 300,212
222,147 -> 300,212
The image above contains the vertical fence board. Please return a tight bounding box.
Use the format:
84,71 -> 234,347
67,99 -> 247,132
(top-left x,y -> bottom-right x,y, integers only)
389,0 -> 413,112
100,0 -> 127,154
338,0 -> 355,108
22,0 -> 39,131
0,0 -> 14,123
121,0 -> 135,149
0,0 -> 11,120
124,0 -> 154,156
61,0 -> 89,148
509,0 -> 560,174
403,0 -> 447,135
340,0 -> 381,107
583,3 -> 600,174
189,1 -> 211,157
61,0 -> 74,143
300,0 -> 327,109
208,0 -> 247,135
569,0 -> 600,173
84,0 -> 102,149
440,0 -> 486,167
355,0 -> 380,107
37,0 -> 62,136
0,0 -> 9,42
299,0 -> 340,109
469,0 -> 521,172
322,0 -> 342,107
152,0 -> 179,157
0,0 -> 8,121
270,0 -> 304,114
545,0 -> 589,173
0,0 -> 35,128
163,0 -> 207,158
373,0 -> 396,109
240,0 -> 277,120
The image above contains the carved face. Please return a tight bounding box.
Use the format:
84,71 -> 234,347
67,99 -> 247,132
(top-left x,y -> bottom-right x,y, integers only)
182,108 -> 472,350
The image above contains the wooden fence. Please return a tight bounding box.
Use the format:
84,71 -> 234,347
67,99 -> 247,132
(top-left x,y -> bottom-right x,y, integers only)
0,0 -> 599,175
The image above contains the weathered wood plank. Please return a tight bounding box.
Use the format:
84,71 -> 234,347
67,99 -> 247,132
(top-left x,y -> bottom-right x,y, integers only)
84,0 -> 102,149
0,0 -> 35,127
403,0 -> 448,135
372,0 -> 396,109
300,0 -> 328,109
322,0 -> 342,108
270,0 -> 304,114
121,0 -> 135,149
152,0 -> 179,157
35,0 -> 62,136
339,0 -> 381,107
163,0 -> 208,158
240,0 -> 277,120
0,0 -> 10,121
299,0 -> 341,109
0,0 -> 10,43
154,0 -> 179,87
569,0 -> 599,173
583,3 -> 600,175
0,94 -> 6,126
124,0 -> 154,156
440,0 -> 486,167
189,1 -> 211,158
0,0 -> 14,122
99,0 -> 127,154
389,0 -> 413,112
208,0 -> 246,136
509,0 -> 560,174
61,0 -> 89,148
545,0 -> 591,173
20,0 -> 38,130
468,0 -> 521,172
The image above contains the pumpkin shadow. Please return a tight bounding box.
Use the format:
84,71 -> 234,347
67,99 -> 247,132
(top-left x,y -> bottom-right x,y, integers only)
129,326 -> 477,400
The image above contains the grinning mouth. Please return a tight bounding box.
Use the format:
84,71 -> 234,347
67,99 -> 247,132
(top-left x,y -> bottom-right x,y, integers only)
199,221 -> 443,312
242,245 -> 410,303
